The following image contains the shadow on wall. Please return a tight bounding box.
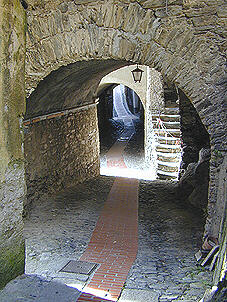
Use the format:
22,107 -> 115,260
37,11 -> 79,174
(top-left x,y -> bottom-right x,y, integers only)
24,60 -> 129,210
177,89 -> 211,212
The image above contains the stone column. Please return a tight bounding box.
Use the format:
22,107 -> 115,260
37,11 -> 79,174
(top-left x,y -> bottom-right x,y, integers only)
148,68 -> 165,115
144,67 -> 164,178
0,0 -> 26,289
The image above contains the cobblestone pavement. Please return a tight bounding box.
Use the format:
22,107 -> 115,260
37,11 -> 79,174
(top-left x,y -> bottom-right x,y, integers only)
122,180 -> 213,301
0,176 -> 212,302
24,176 -> 115,284
0,121 -> 213,301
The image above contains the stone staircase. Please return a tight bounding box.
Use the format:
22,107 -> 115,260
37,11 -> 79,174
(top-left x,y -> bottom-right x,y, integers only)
152,108 -> 182,180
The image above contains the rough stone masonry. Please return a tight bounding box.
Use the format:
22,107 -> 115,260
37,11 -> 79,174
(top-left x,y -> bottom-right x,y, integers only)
25,0 -> 226,242
0,0 -> 26,289
24,106 -> 100,209
0,0 -> 226,294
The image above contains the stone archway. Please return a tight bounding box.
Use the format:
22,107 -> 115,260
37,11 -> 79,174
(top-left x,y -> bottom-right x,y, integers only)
96,65 -> 165,179
97,82 -> 147,179
1,0 -> 226,289
25,0 -> 226,240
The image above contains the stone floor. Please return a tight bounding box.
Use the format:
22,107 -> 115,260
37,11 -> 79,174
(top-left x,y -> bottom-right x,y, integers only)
0,121 -> 213,301
0,177 -> 213,302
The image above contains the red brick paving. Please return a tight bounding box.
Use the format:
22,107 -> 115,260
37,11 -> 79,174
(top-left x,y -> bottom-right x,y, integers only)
78,177 -> 139,301
106,157 -> 127,169
77,292 -> 114,301
78,136 -> 139,302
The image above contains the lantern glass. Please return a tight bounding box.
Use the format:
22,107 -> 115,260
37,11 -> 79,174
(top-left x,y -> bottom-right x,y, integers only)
131,66 -> 144,83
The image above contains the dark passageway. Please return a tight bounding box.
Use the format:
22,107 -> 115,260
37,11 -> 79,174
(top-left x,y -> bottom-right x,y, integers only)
1,61 -> 216,301
5,81 -> 212,301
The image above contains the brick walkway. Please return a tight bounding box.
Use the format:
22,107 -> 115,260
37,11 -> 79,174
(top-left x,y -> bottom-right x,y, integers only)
106,139 -> 128,169
78,130 -> 139,301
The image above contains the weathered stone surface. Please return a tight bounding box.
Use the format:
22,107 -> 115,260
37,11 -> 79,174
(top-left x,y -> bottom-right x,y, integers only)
25,60 -> 126,119
178,148 -> 211,210
24,106 -> 100,208
0,163 -> 26,289
179,88 -> 210,174
0,0 -> 26,289
0,275 -> 81,302
24,0 -> 226,246
0,0 -> 226,294
0,177 -> 212,301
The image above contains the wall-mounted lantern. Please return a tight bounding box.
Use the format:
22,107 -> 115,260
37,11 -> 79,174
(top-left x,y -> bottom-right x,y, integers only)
131,65 -> 144,83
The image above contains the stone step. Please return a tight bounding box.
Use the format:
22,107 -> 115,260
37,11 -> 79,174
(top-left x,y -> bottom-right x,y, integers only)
157,142 -> 181,149
157,135 -> 181,141
154,105 -> 181,180
157,137 -> 181,145
157,154 -> 181,162
164,121 -> 180,129
152,114 -> 180,122
157,146 -> 181,153
165,101 -> 179,109
164,107 -> 179,115
157,151 -> 181,157
157,160 -> 179,167
153,122 -> 180,130
157,142 -> 181,150
158,163 -> 179,173
156,146 -> 181,153
154,129 -> 181,138
157,170 -> 178,180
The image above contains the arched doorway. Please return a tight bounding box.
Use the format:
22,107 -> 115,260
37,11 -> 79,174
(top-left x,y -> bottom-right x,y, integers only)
97,84 -> 146,179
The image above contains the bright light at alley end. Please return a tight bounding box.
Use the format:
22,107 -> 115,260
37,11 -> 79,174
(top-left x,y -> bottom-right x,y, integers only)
131,65 -> 144,83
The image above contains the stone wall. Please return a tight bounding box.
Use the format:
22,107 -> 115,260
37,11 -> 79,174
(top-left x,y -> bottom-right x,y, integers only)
179,89 -> 210,172
0,0 -> 26,289
25,0 -> 226,100
213,157 -> 226,283
23,0 -> 227,241
177,89 -> 211,211
24,106 -> 100,208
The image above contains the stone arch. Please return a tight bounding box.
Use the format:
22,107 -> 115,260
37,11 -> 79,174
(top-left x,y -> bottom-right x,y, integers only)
96,82 -> 145,146
97,76 -> 146,109
96,65 -> 166,179
25,0 -> 226,238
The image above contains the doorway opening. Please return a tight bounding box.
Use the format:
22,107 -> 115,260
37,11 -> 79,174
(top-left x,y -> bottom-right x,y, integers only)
97,84 -> 149,179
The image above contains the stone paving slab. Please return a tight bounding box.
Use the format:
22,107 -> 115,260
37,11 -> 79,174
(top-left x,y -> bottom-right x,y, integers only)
59,260 -> 98,274
123,180 -> 213,301
0,275 -> 81,302
118,288 -> 160,302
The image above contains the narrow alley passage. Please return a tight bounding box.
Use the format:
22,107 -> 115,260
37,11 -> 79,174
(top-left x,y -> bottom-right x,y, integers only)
0,123 -> 213,302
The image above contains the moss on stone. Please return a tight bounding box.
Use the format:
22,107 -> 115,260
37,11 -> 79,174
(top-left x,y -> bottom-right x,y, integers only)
0,241 -> 25,290
8,158 -> 25,169
0,0 -> 26,290
0,0 -> 26,179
